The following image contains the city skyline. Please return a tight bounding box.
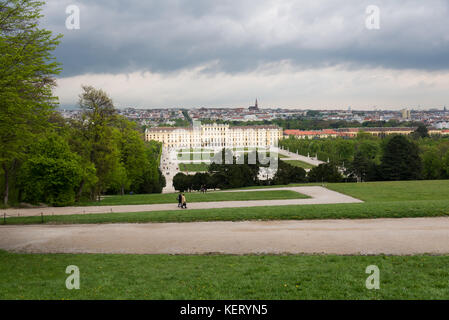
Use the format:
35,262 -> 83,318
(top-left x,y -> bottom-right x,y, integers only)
58,102 -> 447,112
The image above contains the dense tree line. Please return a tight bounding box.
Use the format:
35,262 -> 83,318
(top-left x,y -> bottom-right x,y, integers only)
0,1 -> 164,207
1,0 -> 62,205
172,149 -> 346,192
172,155 -> 349,192
173,151 -> 264,192
280,128 -> 449,183
1,85 -> 166,207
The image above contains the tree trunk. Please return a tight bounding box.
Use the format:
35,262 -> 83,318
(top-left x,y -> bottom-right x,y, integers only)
3,164 -> 9,206
76,179 -> 85,202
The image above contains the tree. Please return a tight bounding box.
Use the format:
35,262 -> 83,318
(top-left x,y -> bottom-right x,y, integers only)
138,141 -> 165,194
273,161 -> 306,185
308,163 -> 343,183
208,149 -> 261,189
420,145 -> 449,180
191,173 -> 209,191
116,118 -> 148,192
173,173 -> 189,192
71,88 -> 165,198
356,140 -> 380,160
334,140 -> 354,164
0,0 -> 62,205
347,151 -> 371,182
413,124 -> 429,139
381,135 -> 422,181
19,134 -> 83,206
443,150 -> 449,178
77,85 -> 119,200
108,164 -> 130,196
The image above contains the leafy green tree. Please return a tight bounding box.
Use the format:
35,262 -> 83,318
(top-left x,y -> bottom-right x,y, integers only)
334,140 -> 354,164
443,150 -> 449,178
116,118 -> 147,192
206,174 -> 220,190
209,149 -> 260,189
273,161 -> 306,185
356,140 -> 380,160
413,124 -> 429,139
346,152 -> 370,182
19,134 -> 83,206
138,141 -> 165,194
420,145 -> 449,180
0,0 -> 61,205
308,163 -> 343,183
381,135 -> 422,181
77,85 -> 120,200
66,118 -> 98,201
108,163 -> 130,196
191,173 -> 209,191
173,173 -> 190,192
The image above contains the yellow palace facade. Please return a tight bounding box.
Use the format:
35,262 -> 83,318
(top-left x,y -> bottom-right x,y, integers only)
145,123 -> 283,148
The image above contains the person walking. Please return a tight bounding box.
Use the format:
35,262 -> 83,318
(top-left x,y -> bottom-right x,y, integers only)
181,194 -> 187,209
177,193 -> 182,208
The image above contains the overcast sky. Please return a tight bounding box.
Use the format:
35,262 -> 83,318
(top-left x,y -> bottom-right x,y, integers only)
42,0 -> 449,109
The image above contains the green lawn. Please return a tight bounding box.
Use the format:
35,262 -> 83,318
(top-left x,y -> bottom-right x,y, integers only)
282,159 -> 316,169
5,198 -> 449,225
1,250 -> 448,299
77,190 -> 308,207
179,163 -> 210,172
4,180 -> 449,225
3,181 -> 449,300
327,180 -> 449,202
234,152 -> 287,159
177,153 -> 215,161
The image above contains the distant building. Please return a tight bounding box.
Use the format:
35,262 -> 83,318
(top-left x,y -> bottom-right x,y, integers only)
338,127 -> 416,138
401,109 -> 412,120
338,127 -> 449,137
284,127 -> 449,139
146,123 -> 283,148
284,129 -> 338,139
248,99 -> 260,112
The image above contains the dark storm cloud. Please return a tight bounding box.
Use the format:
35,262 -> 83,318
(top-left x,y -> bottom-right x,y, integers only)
42,0 -> 449,77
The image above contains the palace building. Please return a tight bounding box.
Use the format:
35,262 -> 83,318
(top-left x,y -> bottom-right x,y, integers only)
145,123 -> 283,148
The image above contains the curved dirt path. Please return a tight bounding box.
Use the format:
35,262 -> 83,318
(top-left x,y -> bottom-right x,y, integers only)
2,217 -> 449,255
2,187 -> 362,218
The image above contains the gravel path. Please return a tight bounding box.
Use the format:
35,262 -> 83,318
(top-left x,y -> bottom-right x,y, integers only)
2,217 -> 449,255
278,148 -> 325,166
2,187 -> 362,218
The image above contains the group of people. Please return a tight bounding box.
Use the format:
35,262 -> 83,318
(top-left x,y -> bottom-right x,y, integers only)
177,193 -> 187,209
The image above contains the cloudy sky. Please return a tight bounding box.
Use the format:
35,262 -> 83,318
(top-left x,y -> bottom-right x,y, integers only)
41,0 -> 449,109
